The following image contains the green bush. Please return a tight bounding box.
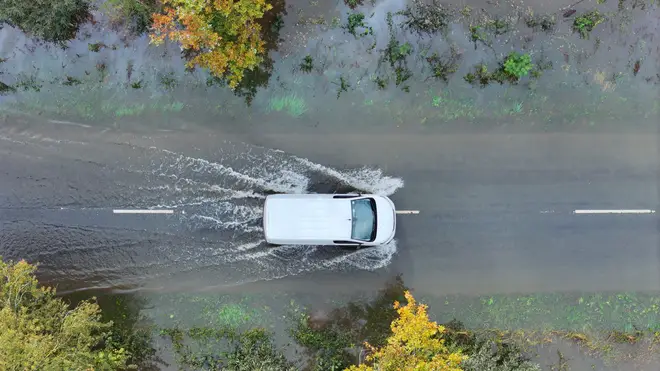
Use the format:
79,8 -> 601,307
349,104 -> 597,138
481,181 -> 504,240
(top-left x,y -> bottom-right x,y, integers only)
573,10 -> 604,39
0,0 -> 90,43
345,12 -> 373,37
162,326 -> 295,371
461,339 -> 542,371
443,320 -> 541,371
503,52 -> 532,79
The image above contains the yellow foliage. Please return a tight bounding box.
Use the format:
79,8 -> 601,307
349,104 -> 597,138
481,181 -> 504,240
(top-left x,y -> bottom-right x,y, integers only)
346,291 -> 466,371
150,0 -> 272,89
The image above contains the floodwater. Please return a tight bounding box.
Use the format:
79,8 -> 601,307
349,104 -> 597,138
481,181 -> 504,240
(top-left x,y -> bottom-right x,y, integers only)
1,3 -> 660,366
0,119 -> 402,292
0,0 -> 657,133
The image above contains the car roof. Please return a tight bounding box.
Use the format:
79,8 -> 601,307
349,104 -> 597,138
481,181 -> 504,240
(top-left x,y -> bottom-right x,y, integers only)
264,194 -> 354,242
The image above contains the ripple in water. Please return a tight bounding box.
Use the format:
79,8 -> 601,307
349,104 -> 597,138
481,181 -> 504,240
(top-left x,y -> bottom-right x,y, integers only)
0,130 -> 404,292
128,145 -> 403,291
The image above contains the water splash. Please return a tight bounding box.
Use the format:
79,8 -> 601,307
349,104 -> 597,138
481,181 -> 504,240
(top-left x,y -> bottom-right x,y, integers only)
150,145 -> 404,196
154,149 -> 310,194
0,127 -> 404,291
294,156 -> 404,196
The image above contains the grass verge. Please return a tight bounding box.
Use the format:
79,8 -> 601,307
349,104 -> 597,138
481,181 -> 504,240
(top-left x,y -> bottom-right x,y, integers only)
426,291 -> 660,362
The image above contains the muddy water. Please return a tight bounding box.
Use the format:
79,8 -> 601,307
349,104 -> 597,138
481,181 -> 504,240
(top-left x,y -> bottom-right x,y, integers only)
0,119 -> 402,293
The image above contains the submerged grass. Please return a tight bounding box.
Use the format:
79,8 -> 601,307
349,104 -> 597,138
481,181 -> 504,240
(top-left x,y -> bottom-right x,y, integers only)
149,293 -> 275,331
109,285 -> 660,369
397,0 -> 453,36
428,93 -> 483,120
426,46 -> 461,82
3,66 -> 653,130
430,292 -> 660,334
8,82 -> 188,121
415,291 -> 660,364
379,12 -> 413,91
524,12 -> 557,32
0,0 -> 656,131
300,55 -> 314,73
268,94 -> 308,116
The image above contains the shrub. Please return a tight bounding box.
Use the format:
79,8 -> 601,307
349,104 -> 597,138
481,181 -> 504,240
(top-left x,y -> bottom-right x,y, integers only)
461,340 -> 541,371
163,326 -> 296,370
573,10 -> 604,39
0,0 -> 90,43
345,12 -> 373,37
345,0 -> 364,9
503,52 -> 532,79
346,291 -> 465,371
300,55 -> 314,73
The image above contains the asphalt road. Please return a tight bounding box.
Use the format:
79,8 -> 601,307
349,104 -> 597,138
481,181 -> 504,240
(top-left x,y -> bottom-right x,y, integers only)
0,117 -> 658,296
247,130 -> 660,294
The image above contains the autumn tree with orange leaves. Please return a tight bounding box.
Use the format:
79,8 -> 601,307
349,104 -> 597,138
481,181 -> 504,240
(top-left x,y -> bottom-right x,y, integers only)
347,290 -> 466,371
150,0 -> 272,89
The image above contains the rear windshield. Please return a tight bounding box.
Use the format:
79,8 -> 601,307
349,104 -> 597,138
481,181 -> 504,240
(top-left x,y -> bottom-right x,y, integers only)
350,198 -> 377,242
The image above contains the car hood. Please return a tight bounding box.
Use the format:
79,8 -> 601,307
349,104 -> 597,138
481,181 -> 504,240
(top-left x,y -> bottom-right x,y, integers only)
374,196 -> 396,245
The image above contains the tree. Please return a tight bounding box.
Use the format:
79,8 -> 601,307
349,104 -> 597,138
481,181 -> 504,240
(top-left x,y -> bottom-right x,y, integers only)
0,257 -> 129,371
346,291 -> 466,371
65,291 -> 162,370
150,0 -> 273,89
0,0 -> 90,43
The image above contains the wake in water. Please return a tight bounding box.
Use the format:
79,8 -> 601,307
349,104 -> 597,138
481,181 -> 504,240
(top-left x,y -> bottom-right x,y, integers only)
0,127 -> 404,290
127,143 -> 404,288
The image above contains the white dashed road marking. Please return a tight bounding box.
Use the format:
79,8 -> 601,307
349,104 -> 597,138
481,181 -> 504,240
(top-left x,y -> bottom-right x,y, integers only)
573,209 -> 656,214
113,209 -> 174,214
396,210 -> 420,214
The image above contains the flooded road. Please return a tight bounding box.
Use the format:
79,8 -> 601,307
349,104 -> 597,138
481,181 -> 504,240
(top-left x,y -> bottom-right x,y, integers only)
0,119 -> 403,292
0,0 -> 659,299
0,117 -> 657,296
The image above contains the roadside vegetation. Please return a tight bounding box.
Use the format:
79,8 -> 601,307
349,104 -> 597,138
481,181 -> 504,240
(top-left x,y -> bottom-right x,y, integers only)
150,0 -> 273,89
6,259 -> 658,370
0,0 -> 656,126
0,0 -> 90,43
157,276 -> 546,370
0,257 -> 152,370
463,52 -> 535,87
1,258 -> 541,370
572,10 -> 605,39
103,0 -> 160,36
0,0 -> 281,94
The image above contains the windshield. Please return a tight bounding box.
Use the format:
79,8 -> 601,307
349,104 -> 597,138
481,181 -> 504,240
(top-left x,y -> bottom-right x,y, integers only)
350,198 -> 377,242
